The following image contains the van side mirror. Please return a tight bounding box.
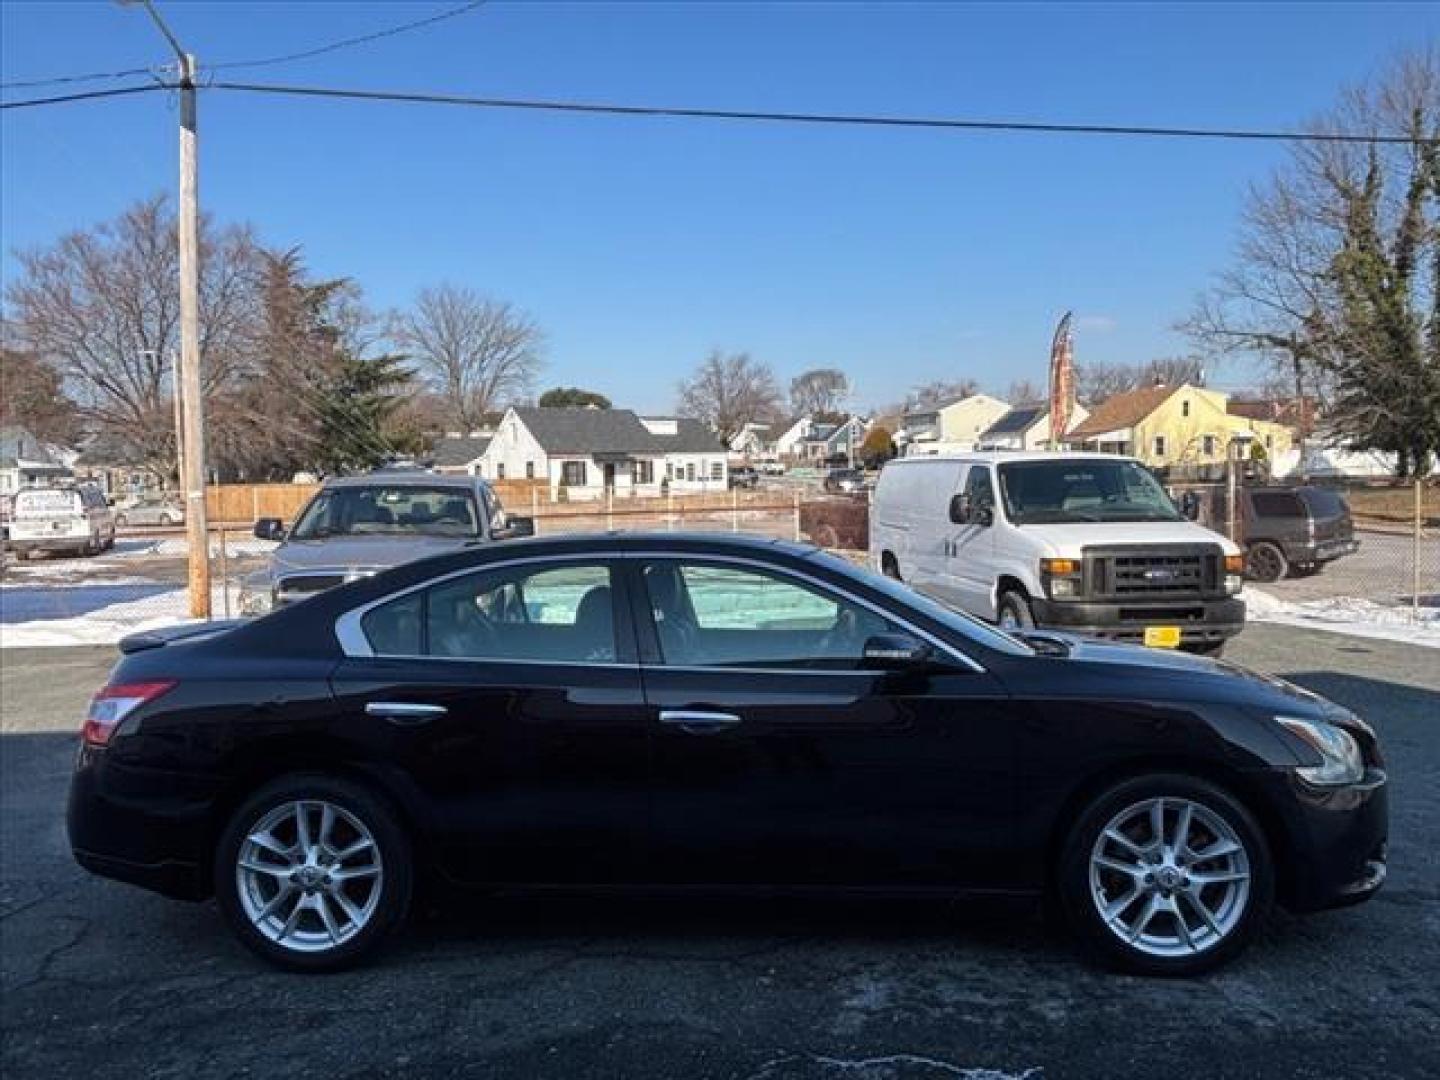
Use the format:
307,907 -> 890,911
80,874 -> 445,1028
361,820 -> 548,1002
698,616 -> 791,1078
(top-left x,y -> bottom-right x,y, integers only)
862,633 -> 934,669
948,494 -> 970,524
254,517 -> 285,541
494,516 -> 534,539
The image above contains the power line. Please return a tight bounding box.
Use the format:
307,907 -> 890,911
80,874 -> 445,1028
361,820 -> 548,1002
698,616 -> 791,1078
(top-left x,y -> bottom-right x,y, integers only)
207,1 -> 487,73
205,81 -> 1438,145
0,84 -> 172,110
0,64 -> 162,91
5,78 -> 1435,147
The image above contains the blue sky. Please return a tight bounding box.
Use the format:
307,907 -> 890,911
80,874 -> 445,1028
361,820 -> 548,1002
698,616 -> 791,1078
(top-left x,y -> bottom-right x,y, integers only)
3,1 -> 1436,413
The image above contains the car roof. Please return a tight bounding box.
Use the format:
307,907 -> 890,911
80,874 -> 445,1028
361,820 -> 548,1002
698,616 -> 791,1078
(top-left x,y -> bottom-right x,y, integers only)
321,471 -> 488,490
887,451 -> 1140,466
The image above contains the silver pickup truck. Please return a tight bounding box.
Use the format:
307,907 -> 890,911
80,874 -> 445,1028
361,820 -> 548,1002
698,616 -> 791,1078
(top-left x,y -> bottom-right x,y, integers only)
239,469 -> 533,615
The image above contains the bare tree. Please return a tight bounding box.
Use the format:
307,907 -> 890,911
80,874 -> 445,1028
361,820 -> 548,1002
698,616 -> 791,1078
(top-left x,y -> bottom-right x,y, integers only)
1004,379 -> 1045,405
4,195 -> 261,473
1182,46 -> 1440,474
1076,357 -> 1207,405
393,285 -> 544,431
676,350 -> 782,444
907,378 -> 979,411
789,367 -> 849,417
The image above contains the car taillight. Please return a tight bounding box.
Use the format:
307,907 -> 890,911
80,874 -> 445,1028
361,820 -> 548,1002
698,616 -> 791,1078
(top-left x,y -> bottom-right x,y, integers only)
83,680 -> 177,747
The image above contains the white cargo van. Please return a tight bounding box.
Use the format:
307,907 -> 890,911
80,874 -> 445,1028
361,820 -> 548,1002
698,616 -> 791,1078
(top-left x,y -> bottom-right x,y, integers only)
870,452 -> 1246,654
9,485 -> 116,558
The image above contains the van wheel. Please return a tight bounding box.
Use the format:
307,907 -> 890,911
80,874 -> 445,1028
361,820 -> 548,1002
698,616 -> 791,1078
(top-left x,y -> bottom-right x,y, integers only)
1058,774 -> 1273,976
1245,542 -> 1288,583
997,590 -> 1035,630
881,552 -> 902,580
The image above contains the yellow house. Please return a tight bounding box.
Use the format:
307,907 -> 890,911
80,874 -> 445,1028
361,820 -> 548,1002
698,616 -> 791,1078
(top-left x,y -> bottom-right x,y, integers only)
1069,384 -> 1293,469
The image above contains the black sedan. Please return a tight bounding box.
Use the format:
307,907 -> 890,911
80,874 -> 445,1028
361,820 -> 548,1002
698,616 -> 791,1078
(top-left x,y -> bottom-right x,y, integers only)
68,533 -> 1387,975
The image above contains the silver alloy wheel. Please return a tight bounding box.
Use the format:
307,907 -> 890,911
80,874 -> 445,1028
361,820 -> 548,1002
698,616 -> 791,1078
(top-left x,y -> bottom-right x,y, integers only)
236,799 -> 384,954
1088,796 -> 1251,958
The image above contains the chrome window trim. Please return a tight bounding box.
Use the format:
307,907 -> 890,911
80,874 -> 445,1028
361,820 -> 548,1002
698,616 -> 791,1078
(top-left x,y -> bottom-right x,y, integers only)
334,548 -> 987,674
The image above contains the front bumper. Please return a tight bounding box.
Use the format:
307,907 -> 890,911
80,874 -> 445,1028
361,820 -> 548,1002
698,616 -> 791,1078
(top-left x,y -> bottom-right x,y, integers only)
1030,596 -> 1246,647
1257,767 -> 1389,912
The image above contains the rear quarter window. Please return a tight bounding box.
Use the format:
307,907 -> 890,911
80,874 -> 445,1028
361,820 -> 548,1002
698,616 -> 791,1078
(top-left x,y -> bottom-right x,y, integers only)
1298,488 -> 1347,517
1250,492 -> 1305,518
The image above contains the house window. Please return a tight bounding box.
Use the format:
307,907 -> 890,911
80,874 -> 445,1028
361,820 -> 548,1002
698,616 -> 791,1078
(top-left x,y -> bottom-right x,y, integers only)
1265,435 -> 1273,450
710,461 -> 723,481
1153,435 -> 1167,457
1182,400 -> 1191,418
665,461 -> 673,480
636,460 -> 654,485
496,462 -> 506,480
685,462 -> 696,482
1202,434 -> 1216,457
562,460 -> 587,487
525,461 -> 535,479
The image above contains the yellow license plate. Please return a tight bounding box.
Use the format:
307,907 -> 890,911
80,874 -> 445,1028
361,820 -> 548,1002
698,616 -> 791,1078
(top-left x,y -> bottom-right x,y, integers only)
1143,626 -> 1182,649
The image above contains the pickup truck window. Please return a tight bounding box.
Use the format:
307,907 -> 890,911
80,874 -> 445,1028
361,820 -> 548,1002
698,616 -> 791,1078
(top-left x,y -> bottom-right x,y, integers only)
998,460 -> 1181,525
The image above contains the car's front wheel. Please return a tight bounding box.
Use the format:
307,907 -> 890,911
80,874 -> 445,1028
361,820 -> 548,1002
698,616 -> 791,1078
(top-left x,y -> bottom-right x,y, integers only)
1058,774 -> 1273,976
215,774 -> 412,972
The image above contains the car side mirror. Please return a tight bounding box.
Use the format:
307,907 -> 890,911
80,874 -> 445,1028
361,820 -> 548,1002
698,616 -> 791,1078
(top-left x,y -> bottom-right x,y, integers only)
862,632 -> 934,669
494,516 -> 535,539
948,493 -> 970,524
254,517 -> 285,541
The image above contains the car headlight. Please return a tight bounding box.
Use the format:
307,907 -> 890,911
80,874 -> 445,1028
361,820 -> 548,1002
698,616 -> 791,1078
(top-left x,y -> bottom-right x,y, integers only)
1277,716 -> 1364,786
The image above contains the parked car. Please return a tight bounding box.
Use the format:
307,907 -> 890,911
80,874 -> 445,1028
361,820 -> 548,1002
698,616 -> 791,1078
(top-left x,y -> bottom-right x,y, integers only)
7,484 -> 116,558
870,453 -> 1246,655
68,532 -> 1387,975
756,460 -> 786,476
115,496 -> 184,528
239,470 -> 533,615
1239,486 -> 1359,583
728,465 -> 760,490
823,467 -> 866,494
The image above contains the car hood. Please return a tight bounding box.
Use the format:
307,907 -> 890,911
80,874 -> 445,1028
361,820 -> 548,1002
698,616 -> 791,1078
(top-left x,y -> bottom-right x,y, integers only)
269,534 -> 472,575
1018,520 -> 1240,557
1015,631 -> 1333,714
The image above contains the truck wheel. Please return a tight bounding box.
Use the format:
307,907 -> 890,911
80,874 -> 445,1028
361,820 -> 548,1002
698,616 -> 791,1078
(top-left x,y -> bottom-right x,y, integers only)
997,590 -> 1035,630
1245,542 -> 1288,583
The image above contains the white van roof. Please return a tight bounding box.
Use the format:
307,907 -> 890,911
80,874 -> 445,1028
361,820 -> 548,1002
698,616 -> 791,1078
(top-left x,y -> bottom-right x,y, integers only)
887,451 -> 1142,467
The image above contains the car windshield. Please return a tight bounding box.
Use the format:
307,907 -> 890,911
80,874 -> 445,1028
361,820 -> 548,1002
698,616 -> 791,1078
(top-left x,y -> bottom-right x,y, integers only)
806,551 -> 1034,657
998,460 -> 1182,524
290,485 -> 480,539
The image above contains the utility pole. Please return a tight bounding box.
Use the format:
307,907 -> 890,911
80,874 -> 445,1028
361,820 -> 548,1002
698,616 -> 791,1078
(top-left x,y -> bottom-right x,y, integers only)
171,350 -> 185,490
123,0 -> 211,616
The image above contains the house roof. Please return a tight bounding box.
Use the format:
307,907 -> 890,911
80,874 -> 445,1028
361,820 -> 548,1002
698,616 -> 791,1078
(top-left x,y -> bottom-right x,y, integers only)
0,425 -> 60,466
982,404 -> 1047,437
641,417 -> 727,454
430,435 -> 492,467
1227,399 -> 1313,427
511,408 -> 663,455
1069,385 -> 1178,439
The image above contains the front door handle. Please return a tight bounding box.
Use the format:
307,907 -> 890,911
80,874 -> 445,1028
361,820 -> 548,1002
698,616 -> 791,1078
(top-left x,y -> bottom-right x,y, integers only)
365,702 -> 447,725
659,709 -> 742,735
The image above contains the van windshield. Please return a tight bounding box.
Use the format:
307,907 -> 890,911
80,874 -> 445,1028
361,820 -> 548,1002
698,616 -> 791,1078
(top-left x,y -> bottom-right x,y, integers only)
998,460 -> 1181,525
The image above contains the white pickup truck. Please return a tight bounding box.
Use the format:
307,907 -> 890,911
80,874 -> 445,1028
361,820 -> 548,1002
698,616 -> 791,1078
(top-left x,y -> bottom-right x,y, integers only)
870,452 -> 1246,655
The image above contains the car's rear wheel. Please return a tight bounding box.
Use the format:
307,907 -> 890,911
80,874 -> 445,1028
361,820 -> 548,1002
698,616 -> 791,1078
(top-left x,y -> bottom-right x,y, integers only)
216,774 -> 412,972
1245,541 -> 1288,583
996,589 -> 1035,630
1058,774 -> 1273,976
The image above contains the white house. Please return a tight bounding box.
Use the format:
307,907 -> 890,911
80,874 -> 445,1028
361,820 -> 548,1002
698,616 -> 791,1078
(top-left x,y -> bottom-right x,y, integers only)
901,394 -> 1011,455
477,408 -> 728,499
728,422 -> 774,459
976,402 -> 1090,451
0,426 -> 72,497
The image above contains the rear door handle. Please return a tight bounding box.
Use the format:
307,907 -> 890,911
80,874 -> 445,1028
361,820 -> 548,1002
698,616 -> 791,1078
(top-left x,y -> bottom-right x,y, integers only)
659,709 -> 742,735
365,702 -> 447,725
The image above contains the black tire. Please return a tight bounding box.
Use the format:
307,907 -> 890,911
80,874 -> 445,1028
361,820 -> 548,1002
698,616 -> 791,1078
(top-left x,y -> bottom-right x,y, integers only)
215,773 -> 413,973
881,552 -> 902,580
1057,773 -> 1273,977
996,589 -> 1035,631
1245,541 -> 1288,583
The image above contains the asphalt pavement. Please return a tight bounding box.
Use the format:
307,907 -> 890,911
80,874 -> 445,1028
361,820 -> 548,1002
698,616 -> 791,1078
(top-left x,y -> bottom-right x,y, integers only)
2,626 -> 1437,1080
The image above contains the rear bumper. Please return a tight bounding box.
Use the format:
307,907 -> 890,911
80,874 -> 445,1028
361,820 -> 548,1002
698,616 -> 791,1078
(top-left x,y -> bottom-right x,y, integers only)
1287,538 -> 1360,564
1030,596 -> 1246,646
67,747 -> 216,901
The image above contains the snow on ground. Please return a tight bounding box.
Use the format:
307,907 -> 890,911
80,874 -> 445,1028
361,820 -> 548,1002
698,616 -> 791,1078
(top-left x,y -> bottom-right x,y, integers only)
0,582 -> 238,648
1245,587 -> 1440,649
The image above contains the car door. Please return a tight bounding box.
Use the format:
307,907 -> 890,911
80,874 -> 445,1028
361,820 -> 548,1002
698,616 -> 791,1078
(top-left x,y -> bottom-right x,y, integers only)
329,556 -> 651,886
630,556 -> 1019,889
931,466 -> 997,618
